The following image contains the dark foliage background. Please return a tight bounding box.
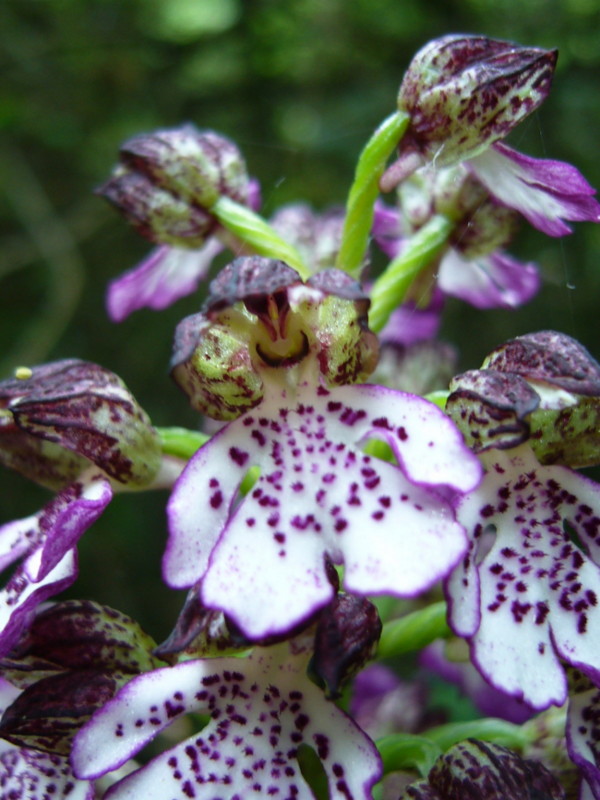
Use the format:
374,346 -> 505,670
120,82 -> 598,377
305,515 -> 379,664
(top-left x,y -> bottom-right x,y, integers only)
1,0 -> 599,639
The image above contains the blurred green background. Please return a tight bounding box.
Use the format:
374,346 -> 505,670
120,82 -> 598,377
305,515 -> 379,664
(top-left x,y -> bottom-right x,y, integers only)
1,0 -> 599,638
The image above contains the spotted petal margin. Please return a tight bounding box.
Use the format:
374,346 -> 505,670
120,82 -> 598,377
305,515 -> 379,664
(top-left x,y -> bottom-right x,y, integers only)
72,642 -> 382,800
166,381 -> 482,639
446,444 -> 600,710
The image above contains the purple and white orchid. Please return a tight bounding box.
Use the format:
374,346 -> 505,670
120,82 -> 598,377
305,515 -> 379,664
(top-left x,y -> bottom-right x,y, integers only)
165,256 -> 482,639
444,332 -> 600,710
72,636 -> 382,800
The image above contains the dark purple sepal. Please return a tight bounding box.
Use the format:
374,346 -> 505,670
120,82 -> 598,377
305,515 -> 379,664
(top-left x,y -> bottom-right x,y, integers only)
1,600 -> 159,689
203,255 -> 302,315
403,780 -> 443,799
482,332 -> 600,467
401,739 -> 565,800
97,170 -> 216,246
310,593 -> 382,698
99,126 -> 249,247
446,369 -> 540,452
484,331 -> 600,397
0,670 -> 119,755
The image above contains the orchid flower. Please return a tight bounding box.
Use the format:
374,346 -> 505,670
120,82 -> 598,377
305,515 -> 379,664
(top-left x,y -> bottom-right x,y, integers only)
0,360 -> 180,655
164,255 -> 482,640
444,333 -> 600,710
99,125 -> 261,321
389,35 -> 600,237
374,36 -> 599,315
72,630 -> 382,800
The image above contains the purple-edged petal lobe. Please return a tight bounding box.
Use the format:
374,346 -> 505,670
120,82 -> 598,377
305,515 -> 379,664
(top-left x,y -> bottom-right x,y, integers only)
468,143 -> 600,236
107,240 -> 223,322
438,248 -> 540,309
72,642 -> 381,799
0,476 -> 112,656
166,380 -> 482,639
447,444 -> 600,709
35,476 -> 113,579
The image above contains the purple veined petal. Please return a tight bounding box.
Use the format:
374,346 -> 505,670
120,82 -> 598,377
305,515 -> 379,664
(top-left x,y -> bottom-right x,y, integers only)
72,643 -> 382,800
107,239 -> 223,322
447,444 -> 600,710
566,684 -> 600,800
0,515 -> 39,573
0,745 -> 94,800
0,549 -> 77,657
468,143 -> 600,237
35,476 -> 113,580
437,248 -> 540,309
167,381 -> 482,638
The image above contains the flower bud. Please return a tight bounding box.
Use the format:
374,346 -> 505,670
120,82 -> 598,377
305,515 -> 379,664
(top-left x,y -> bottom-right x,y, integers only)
0,360 -> 162,490
171,257 -> 379,420
310,593 -> 381,698
401,740 -> 565,800
397,35 -> 557,167
0,601 -> 160,755
98,125 -> 249,247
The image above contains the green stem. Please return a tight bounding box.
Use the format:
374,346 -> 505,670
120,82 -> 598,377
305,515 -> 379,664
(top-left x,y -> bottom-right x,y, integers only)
377,602 -> 450,659
212,196 -> 309,278
336,111 -> 410,279
424,390 -> 449,410
427,718 -> 530,753
368,214 -> 453,333
377,733 -> 442,777
156,426 -> 209,461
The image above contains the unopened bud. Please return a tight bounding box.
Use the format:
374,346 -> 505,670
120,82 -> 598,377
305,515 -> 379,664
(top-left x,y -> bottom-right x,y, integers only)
98,125 -> 249,247
397,35 -> 557,167
0,359 -> 161,489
